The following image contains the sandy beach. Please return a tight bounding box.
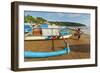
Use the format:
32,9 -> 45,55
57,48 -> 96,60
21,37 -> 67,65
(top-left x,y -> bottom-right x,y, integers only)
24,34 -> 90,61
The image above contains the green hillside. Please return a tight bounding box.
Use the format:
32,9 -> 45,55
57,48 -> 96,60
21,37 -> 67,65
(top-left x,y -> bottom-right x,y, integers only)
49,22 -> 85,26
24,15 -> 86,26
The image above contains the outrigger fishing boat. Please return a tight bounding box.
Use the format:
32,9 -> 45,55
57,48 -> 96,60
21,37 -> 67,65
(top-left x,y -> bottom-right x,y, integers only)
24,24 -> 72,58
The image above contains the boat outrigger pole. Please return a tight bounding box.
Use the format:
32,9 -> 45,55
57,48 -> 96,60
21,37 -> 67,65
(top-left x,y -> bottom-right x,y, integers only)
59,32 -> 70,54
59,32 -> 69,49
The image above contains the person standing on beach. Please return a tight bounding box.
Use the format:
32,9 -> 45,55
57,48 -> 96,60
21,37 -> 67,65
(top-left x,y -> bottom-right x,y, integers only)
74,28 -> 81,40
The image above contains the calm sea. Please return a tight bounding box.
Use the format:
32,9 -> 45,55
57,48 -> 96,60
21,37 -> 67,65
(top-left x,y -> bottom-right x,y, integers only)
62,26 -> 90,35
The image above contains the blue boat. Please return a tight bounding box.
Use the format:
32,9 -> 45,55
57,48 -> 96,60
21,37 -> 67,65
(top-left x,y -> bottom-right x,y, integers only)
40,23 -> 48,28
24,48 -> 70,58
24,23 -> 32,33
60,28 -> 70,36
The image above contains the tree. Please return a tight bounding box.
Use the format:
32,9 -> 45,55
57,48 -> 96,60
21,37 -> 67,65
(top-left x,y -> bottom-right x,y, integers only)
36,17 -> 47,24
24,15 -> 36,23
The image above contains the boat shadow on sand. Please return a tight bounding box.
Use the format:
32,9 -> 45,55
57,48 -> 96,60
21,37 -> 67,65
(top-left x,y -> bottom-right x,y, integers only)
70,44 -> 90,53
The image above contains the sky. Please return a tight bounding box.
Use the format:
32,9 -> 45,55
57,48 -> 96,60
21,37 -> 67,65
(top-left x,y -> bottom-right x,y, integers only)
24,11 -> 90,26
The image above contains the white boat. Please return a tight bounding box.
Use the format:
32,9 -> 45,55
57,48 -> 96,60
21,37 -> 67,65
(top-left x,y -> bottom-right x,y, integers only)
25,34 -> 72,40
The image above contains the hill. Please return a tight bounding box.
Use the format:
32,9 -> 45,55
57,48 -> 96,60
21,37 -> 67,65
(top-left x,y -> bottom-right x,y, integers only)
49,21 -> 85,26
24,15 -> 86,26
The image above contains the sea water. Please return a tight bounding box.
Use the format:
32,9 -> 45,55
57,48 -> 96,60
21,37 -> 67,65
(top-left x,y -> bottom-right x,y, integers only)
62,26 -> 90,35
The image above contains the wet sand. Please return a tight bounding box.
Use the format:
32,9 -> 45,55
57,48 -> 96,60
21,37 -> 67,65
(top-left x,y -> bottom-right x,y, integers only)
24,34 -> 90,61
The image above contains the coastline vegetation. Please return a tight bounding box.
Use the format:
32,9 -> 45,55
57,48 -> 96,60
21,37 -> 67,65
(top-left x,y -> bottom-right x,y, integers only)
24,15 -> 86,26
